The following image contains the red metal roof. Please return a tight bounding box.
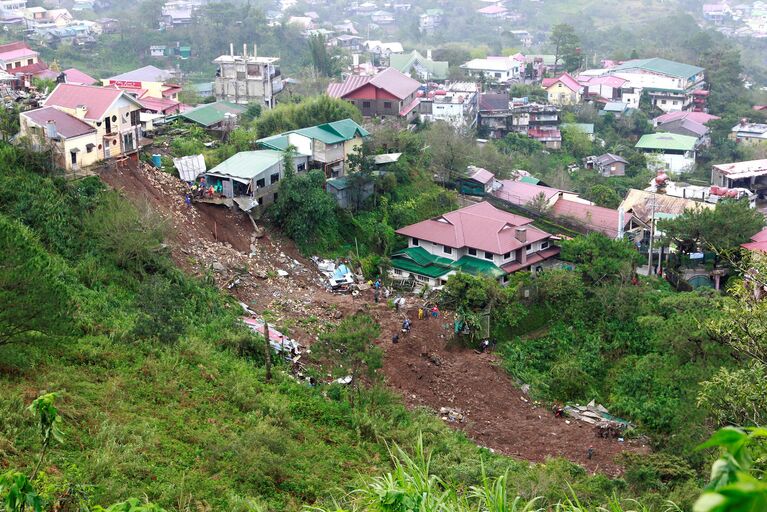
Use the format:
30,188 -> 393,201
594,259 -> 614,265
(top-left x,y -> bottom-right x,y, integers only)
467,166 -> 494,185
327,67 -> 420,101
22,106 -> 96,138
0,42 -> 37,61
501,246 -> 560,273
543,72 -> 581,93
327,74 -> 372,98
492,180 -> 561,206
551,199 -> 631,238
395,201 -> 551,255
44,83 -> 127,121
10,62 -> 49,77
653,111 -> 719,125
63,68 -> 97,85
138,96 -> 181,114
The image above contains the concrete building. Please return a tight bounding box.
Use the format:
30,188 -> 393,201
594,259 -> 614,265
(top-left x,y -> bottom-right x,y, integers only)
213,44 -> 283,108
635,133 -> 699,174
460,54 -> 524,84
20,83 -> 142,170
419,82 -> 479,132
711,159 -> 767,196
390,201 -> 560,287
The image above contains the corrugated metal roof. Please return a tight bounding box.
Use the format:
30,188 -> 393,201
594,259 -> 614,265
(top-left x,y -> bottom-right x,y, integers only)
178,101 -> 247,127
610,58 -> 704,79
395,201 -> 551,255
636,133 -> 697,151
44,83 -> 140,121
23,106 -> 96,138
205,150 -> 283,183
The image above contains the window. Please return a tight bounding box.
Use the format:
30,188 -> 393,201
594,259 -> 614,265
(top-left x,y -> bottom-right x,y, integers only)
415,274 -> 429,282
525,244 -> 532,252
468,248 -> 477,256
541,241 -> 549,249
362,101 -> 371,108
256,178 -> 265,188
130,110 -> 140,126
503,252 -> 511,259
443,245 -> 452,255
270,172 -> 280,184
384,101 -> 392,109
273,192 -> 278,201
257,197 -> 263,205
297,163 -> 306,172
494,72 -> 501,78
412,238 -> 419,246
661,100 -> 667,105
484,251 -> 493,260
393,268 -> 402,275
27,59 -> 33,65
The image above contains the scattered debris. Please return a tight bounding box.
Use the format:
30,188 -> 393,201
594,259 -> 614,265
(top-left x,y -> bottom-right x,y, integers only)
563,400 -> 633,437
439,407 -> 465,423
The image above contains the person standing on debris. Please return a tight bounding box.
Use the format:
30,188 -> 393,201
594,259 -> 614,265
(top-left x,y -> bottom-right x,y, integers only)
587,446 -> 594,460
374,289 -> 380,303
402,318 -> 411,332
431,305 -> 439,318
391,333 -> 399,344
374,278 -> 381,290
184,193 -> 192,206
418,307 -> 424,320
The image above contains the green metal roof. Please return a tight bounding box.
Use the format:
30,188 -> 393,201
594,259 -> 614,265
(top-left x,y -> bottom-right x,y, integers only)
206,150 -> 283,182
519,176 -> 540,185
611,58 -> 704,80
392,247 -> 453,278
390,50 -> 449,80
293,119 -> 369,144
562,123 -> 595,135
257,118 -> 368,147
178,101 -> 248,127
391,247 -> 505,279
636,133 -> 698,151
258,134 -> 290,150
453,256 -> 505,278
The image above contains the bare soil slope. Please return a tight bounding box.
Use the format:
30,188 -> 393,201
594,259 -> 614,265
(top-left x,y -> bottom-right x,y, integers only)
100,162 -> 648,475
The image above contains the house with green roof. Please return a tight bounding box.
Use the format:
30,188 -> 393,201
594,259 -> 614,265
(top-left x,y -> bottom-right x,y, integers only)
257,118 -> 369,178
390,50 -> 449,81
635,133 -> 699,174
605,57 -> 706,113
390,201 -> 560,288
203,149 -> 309,210
174,101 -> 248,128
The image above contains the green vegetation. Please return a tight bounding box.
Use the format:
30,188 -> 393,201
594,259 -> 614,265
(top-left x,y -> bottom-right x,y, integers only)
1,143 -> 679,511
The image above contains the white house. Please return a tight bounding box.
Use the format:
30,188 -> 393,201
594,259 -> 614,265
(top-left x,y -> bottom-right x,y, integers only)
460,54 -> 524,84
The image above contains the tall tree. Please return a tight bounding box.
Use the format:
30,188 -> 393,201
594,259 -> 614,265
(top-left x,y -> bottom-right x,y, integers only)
345,143 -> 375,212
549,24 -> 580,73
658,200 -> 764,256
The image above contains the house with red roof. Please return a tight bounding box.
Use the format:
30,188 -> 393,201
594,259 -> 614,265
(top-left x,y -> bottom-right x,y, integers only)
327,67 -> 421,119
20,83 -> 143,171
541,72 -> 582,106
0,41 -> 52,80
390,201 -> 560,287
62,68 -> 98,86
102,65 -> 181,101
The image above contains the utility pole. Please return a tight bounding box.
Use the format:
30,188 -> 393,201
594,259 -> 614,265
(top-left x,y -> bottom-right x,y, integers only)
647,192 -> 656,276
263,321 -> 272,382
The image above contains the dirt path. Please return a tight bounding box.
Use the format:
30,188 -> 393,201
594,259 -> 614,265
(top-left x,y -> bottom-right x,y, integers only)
99,162 -> 648,476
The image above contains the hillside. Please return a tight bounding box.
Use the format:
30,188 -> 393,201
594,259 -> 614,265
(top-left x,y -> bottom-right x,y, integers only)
0,147 -> 669,510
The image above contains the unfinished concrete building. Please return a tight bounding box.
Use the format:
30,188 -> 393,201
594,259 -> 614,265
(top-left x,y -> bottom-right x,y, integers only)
213,43 -> 283,108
